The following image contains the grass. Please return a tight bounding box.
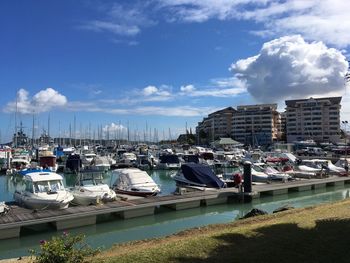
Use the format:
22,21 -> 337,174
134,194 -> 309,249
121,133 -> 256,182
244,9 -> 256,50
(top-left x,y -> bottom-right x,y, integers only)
90,199 -> 350,263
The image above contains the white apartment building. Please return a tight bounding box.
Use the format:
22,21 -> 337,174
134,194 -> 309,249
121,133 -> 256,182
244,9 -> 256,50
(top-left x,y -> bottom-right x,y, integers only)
285,97 -> 341,143
232,104 -> 282,146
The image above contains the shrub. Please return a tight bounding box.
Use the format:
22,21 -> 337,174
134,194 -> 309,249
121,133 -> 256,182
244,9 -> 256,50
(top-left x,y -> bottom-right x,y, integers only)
30,231 -> 99,263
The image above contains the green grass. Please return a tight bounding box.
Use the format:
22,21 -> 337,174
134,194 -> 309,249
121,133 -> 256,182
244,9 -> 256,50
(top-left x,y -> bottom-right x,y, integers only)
91,199 -> 350,263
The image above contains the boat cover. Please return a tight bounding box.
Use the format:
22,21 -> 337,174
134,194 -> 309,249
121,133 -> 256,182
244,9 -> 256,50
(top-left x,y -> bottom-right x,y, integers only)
181,163 -> 225,188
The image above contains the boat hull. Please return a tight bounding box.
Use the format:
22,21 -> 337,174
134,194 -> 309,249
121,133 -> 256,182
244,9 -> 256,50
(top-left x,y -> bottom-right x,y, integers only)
13,192 -> 73,210
115,188 -> 159,197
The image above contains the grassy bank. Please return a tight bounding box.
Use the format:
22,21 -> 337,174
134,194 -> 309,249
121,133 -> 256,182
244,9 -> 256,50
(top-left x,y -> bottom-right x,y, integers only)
92,199 -> 350,263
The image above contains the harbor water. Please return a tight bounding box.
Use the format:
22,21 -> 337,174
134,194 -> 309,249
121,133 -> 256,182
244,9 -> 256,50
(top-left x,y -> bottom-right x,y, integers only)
0,170 -> 350,259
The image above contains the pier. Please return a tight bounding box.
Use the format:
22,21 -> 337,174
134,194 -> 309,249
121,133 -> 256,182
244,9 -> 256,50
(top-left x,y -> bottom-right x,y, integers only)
1,176 -> 350,240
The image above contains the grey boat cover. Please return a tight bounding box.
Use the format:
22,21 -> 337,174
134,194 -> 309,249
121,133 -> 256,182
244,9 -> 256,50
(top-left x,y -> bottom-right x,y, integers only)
181,163 -> 225,188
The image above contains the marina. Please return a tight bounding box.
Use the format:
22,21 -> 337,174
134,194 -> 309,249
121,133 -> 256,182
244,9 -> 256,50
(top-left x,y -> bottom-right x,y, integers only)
1,173 -> 350,240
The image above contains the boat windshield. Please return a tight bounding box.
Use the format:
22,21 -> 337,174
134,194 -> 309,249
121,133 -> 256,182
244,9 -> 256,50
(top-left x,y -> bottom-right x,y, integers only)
80,174 -> 104,186
34,180 -> 63,193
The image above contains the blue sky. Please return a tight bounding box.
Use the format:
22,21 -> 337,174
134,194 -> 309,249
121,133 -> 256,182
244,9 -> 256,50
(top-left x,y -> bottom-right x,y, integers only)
1,0 -> 349,142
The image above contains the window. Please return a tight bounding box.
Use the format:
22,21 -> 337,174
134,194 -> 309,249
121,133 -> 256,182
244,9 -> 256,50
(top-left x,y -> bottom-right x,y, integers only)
34,181 -> 50,193
25,181 -> 33,193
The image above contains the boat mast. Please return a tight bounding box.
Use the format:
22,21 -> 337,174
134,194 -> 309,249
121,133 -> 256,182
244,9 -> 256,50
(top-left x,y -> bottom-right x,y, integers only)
32,112 -> 35,148
14,90 -> 18,148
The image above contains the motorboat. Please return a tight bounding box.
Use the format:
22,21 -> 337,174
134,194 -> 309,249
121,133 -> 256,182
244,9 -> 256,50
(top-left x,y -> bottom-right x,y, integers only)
65,153 -> 82,173
81,153 -> 96,166
261,165 -> 293,181
120,152 -> 137,165
0,202 -> 9,215
251,164 -> 269,182
172,163 -> 226,189
136,154 -> 154,170
13,170 -> 73,210
90,156 -> 111,171
198,151 -> 215,166
6,158 -> 30,175
113,168 -> 160,196
69,171 -> 116,206
182,154 -> 200,164
157,154 -> 181,169
39,150 -> 58,172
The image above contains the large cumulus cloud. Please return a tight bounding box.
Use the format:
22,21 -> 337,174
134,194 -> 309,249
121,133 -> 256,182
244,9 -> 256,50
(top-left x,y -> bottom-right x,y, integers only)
230,35 -> 349,102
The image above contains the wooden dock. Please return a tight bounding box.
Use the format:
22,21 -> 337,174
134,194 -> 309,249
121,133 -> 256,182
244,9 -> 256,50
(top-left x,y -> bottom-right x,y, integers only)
1,176 -> 350,240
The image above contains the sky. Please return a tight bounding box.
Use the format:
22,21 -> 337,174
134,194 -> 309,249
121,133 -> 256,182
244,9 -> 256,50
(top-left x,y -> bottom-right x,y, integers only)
1,0 -> 350,143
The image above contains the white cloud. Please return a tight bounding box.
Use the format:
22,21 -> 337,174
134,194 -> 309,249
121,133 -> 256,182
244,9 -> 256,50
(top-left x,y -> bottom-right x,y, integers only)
4,88 -> 67,114
131,106 -> 217,117
158,0 -> 350,47
58,99 -> 216,117
102,123 -> 126,133
180,84 -> 195,92
143,85 -> 159,96
230,35 -> 349,102
139,85 -> 172,101
81,21 -> 140,36
81,3 -> 155,37
179,78 -> 247,97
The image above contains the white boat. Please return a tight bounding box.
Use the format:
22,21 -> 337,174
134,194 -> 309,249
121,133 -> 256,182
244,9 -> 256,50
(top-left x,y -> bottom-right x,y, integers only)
69,171 -> 116,206
81,153 -> 96,166
113,168 -> 160,196
0,202 -> 9,215
90,156 -> 111,171
262,165 -> 293,181
251,164 -> 269,182
13,171 -> 73,210
120,152 -> 137,164
157,154 -> 181,169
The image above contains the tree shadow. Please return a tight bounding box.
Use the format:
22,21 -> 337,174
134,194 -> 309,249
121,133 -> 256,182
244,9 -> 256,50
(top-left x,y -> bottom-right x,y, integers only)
173,218 -> 350,263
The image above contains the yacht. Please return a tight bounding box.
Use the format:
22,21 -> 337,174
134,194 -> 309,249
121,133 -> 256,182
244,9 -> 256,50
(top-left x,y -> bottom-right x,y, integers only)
113,168 -> 160,196
157,154 -> 181,169
13,170 -> 73,210
90,156 -> 111,171
69,171 -> 116,206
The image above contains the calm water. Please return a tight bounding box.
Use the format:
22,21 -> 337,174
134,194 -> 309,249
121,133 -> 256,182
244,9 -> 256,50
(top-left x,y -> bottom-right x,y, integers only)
0,170 -> 350,259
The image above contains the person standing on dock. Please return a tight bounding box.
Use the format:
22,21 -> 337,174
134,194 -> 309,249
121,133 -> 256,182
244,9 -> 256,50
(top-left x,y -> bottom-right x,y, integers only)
233,173 -> 243,192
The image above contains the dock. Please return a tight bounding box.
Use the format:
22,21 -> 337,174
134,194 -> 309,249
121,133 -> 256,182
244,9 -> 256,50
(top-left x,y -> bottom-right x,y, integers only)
1,176 -> 350,240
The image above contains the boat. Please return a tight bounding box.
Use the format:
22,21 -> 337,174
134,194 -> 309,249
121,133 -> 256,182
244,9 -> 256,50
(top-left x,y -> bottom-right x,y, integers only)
260,164 -> 293,181
39,150 -> 58,172
112,168 -> 160,196
65,153 -> 82,173
172,163 -> 226,189
157,154 -> 181,169
13,170 -> 74,210
69,171 -> 116,206
182,154 -> 200,164
81,153 -> 96,166
136,154 -> 154,170
0,202 -> 9,215
90,156 -> 111,171
120,152 -> 137,165
251,164 -> 269,182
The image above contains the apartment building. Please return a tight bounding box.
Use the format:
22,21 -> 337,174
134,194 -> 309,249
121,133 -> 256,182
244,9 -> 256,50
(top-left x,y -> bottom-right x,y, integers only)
196,107 -> 236,143
285,97 -> 342,143
232,104 -> 282,146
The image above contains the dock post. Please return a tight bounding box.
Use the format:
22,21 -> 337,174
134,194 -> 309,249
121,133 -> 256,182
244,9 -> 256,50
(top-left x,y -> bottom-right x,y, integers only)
243,161 -> 252,202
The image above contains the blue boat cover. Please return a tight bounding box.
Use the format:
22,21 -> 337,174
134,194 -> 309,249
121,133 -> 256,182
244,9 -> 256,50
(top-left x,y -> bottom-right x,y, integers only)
18,168 -> 52,176
181,163 -> 225,188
